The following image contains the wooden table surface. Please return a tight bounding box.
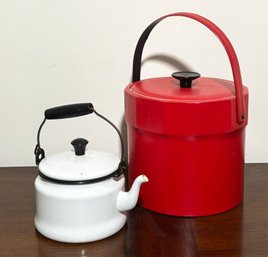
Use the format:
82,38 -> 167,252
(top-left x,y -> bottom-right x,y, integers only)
0,164 -> 267,257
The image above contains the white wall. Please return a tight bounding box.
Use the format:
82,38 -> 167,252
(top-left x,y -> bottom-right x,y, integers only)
0,0 -> 266,166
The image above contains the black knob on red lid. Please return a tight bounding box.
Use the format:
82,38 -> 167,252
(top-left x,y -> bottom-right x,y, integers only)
172,71 -> 200,88
71,138 -> 88,156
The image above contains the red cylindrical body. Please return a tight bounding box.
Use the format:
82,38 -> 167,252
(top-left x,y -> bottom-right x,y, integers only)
125,78 -> 248,216
124,13 -> 249,216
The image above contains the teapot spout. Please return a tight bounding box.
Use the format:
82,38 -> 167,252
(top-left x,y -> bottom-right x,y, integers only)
116,175 -> 148,212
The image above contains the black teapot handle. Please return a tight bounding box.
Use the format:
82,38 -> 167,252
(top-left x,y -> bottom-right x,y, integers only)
44,103 -> 94,119
132,12 -> 245,124
34,103 -> 125,168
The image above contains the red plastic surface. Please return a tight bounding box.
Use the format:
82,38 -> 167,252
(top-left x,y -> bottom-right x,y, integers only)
125,79 -> 248,136
125,82 -> 248,216
125,12 -> 248,216
129,77 -> 235,101
127,126 -> 245,216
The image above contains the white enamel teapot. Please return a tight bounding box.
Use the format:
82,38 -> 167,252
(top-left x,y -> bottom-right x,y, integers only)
34,103 -> 148,243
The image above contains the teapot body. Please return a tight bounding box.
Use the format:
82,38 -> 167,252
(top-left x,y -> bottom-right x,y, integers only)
34,103 -> 148,242
34,175 -> 126,243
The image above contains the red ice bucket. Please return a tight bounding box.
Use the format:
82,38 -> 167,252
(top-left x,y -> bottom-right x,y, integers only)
125,12 -> 248,216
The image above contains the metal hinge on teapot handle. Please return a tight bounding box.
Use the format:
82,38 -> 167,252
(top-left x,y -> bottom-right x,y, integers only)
34,103 -> 126,178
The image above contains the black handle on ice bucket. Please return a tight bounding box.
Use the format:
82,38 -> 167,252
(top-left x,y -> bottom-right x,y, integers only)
131,12 -> 246,124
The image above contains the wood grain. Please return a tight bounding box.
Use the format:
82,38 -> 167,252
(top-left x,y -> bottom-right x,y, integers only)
0,164 -> 267,257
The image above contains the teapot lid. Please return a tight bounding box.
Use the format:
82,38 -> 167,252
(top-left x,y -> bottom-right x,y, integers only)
38,138 -> 121,183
